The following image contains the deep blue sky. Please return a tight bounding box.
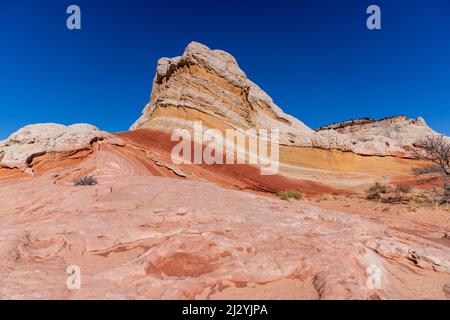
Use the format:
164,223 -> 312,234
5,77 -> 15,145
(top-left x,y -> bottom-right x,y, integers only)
1,0 -> 449,139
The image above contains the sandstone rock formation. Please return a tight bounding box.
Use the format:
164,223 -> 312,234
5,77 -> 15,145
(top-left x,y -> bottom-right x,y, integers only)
0,124 -> 108,174
316,115 -> 439,146
131,42 -> 442,157
1,43 -> 444,190
131,42 -> 315,145
0,149 -> 449,299
0,42 -> 449,300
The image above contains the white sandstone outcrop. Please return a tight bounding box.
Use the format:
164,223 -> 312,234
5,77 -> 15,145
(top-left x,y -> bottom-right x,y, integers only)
0,123 -> 107,172
316,115 -> 439,146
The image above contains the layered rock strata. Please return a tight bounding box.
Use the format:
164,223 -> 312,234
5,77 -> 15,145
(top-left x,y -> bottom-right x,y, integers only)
131,42 -> 442,157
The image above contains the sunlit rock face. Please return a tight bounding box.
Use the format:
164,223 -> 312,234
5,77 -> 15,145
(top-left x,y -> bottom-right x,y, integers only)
0,123 -> 107,174
130,42 -> 443,157
0,42 -> 449,300
131,42 -> 316,147
316,115 -> 439,146
0,121 -> 448,300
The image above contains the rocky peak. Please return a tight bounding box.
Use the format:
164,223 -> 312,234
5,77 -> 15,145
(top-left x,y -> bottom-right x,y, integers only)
154,42 -> 248,88
130,41 -> 313,142
130,42 -> 443,156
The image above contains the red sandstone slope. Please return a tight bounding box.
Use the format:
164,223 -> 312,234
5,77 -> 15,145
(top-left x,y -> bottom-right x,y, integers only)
115,129 -> 354,196
0,128 -> 352,196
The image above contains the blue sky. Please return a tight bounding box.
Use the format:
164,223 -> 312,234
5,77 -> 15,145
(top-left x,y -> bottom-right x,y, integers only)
1,0 -> 449,139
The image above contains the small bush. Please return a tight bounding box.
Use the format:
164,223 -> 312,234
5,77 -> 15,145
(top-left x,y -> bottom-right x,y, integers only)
395,185 -> 412,194
409,188 -> 448,208
441,184 -> 450,203
444,184 -> 450,197
74,175 -> 98,186
277,190 -> 304,201
366,182 -> 391,200
412,136 -> 450,176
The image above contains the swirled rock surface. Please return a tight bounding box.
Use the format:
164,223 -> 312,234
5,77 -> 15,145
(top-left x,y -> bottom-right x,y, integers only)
0,122 -> 448,300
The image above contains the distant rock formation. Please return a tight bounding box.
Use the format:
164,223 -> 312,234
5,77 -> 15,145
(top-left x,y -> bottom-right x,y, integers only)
316,115 -> 438,146
130,42 -> 443,156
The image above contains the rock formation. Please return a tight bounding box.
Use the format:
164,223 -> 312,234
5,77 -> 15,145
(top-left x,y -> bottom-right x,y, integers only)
1,43 -> 445,190
131,42 -> 442,156
0,153 -> 449,299
316,115 -> 439,146
130,42 -> 313,138
0,124 -> 107,174
0,42 -> 448,300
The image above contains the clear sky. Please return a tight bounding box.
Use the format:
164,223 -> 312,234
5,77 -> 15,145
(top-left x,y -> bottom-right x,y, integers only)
1,0 -> 449,139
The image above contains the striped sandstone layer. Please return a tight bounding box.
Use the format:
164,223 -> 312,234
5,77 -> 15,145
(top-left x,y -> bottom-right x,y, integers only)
131,42 -> 444,158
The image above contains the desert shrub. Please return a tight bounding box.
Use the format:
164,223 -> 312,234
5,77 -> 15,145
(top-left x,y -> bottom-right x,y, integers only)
74,175 -> 98,186
444,184 -> 450,196
412,136 -> 450,177
395,185 -> 412,194
442,184 -> 450,203
277,190 -> 304,201
366,182 -> 391,200
414,188 -> 449,208
412,136 -> 450,205
366,181 -> 448,208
